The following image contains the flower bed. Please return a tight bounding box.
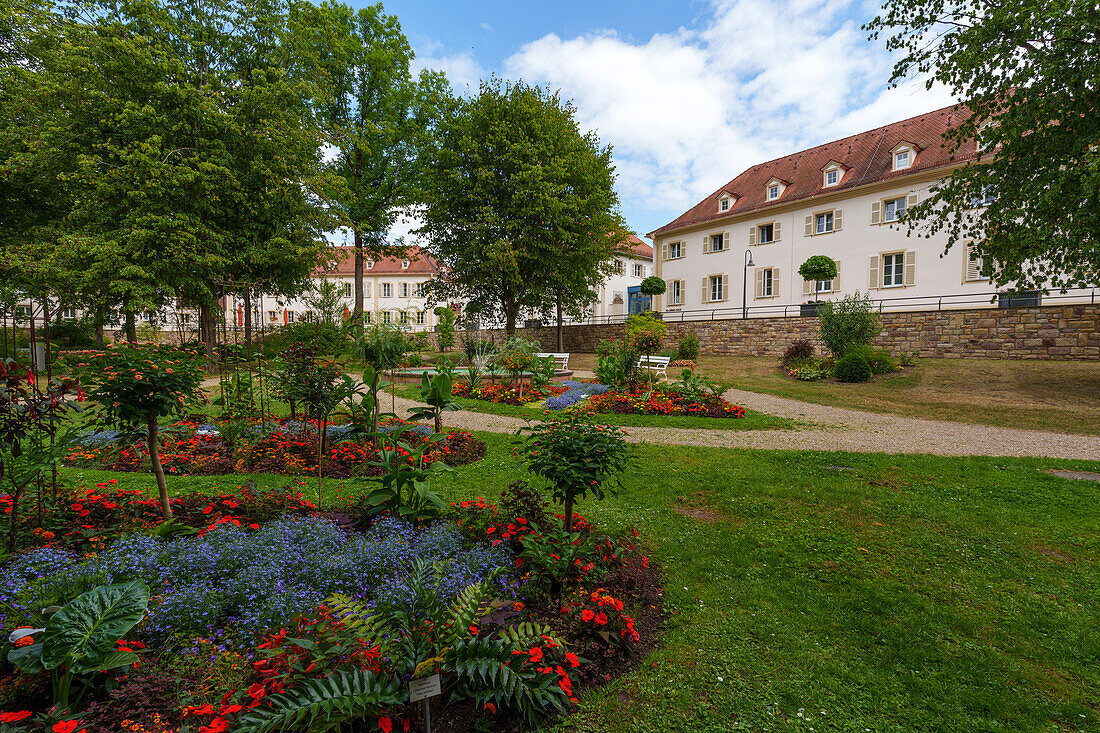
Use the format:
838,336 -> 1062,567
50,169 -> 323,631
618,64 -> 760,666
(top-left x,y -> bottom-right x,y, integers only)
0,487 -> 660,733
64,418 -> 486,478
451,381 -> 565,406
585,387 -> 745,417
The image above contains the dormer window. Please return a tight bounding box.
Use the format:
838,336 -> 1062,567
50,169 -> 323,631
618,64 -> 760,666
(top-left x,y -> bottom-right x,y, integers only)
825,170 -> 838,186
764,177 -> 787,201
718,192 -> 737,212
326,261 -> 337,271
366,260 -> 374,269
895,150 -> 909,169
889,141 -> 919,172
720,197 -> 730,211
401,260 -> 410,269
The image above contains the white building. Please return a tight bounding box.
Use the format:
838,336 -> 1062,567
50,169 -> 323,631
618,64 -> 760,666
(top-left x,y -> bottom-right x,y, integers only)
648,104 -> 1095,319
589,235 -> 655,322
228,246 -> 445,332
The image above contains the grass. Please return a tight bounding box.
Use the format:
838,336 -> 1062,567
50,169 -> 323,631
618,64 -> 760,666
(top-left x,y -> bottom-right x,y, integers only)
566,353 -> 1100,435
389,383 -> 796,431
67,435 -> 1100,732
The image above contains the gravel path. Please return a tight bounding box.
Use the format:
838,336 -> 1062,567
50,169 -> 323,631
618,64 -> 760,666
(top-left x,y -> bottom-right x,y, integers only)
383,388 -> 1100,460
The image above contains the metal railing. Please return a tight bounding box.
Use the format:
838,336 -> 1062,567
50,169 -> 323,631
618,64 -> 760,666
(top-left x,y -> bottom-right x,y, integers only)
553,288 -> 1098,326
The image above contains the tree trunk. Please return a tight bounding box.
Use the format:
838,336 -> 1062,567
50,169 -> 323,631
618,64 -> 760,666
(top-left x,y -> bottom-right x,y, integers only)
125,310 -> 137,343
199,303 -> 217,354
434,412 -> 443,434
504,301 -> 519,336
147,411 -> 172,520
243,290 -> 253,344
556,295 -> 563,352
563,492 -> 574,533
353,227 -> 364,325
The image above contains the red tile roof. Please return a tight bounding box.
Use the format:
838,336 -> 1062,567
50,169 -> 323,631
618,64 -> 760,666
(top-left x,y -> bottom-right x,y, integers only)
648,103 -> 977,237
618,234 -> 654,260
316,246 -> 442,276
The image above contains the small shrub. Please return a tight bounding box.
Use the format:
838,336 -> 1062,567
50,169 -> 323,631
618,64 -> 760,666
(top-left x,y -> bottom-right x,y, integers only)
780,338 -> 815,366
675,334 -> 699,361
846,345 -> 897,375
817,292 -> 881,356
834,353 -> 871,383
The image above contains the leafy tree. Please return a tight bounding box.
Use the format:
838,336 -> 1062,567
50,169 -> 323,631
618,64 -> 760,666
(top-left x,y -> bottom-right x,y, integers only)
79,345 -> 205,519
515,413 -> 630,533
433,305 -> 456,351
867,0 -> 1100,290
418,78 -> 622,335
818,292 -> 881,356
290,1 -> 450,325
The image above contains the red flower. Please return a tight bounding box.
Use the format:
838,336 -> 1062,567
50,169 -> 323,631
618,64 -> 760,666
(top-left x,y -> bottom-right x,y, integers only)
378,718 -> 392,733
594,612 -> 609,626
527,646 -> 543,663
565,652 -> 580,668
198,719 -> 229,733
580,609 -> 595,622
0,712 -> 32,723
52,722 -> 86,733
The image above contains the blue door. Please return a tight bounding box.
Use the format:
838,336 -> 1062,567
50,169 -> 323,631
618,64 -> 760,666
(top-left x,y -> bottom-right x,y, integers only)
627,286 -> 650,314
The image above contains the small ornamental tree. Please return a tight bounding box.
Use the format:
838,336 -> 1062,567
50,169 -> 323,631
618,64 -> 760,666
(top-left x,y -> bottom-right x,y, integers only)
798,256 -> 838,300
434,306 -> 457,351
81,345 -> 205,519
515,413 -> 630,533
639,276 -> 666,309
625,313 -> 666,389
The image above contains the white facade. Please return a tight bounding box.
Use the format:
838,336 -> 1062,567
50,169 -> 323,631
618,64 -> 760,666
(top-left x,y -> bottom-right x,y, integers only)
653,164 -> 1095,319
591,249 -> 653,322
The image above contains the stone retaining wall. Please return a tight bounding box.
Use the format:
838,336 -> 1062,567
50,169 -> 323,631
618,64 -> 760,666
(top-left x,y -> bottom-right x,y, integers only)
457,304 -> 1100,360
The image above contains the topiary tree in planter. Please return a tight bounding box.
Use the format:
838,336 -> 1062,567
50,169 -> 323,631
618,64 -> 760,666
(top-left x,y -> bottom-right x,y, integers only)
80,344 -> 205,519
798,256 -> 838,301
639,276 -> 666,312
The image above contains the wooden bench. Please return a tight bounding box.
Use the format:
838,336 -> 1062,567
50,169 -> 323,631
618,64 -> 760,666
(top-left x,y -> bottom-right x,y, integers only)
536,352 -> 570,371
635,355 -> 670,380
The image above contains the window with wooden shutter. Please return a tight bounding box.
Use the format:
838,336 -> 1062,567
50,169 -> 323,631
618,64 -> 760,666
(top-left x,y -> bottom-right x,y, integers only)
834,209 -> 843,231
803,277 -> 813,296
906,192 -> 919,209
804,215 -> 813,236
755,268 -> 765,298
773,221 -> 781,241
722,232 -> 730,251
702,234 -> 709,254
964,243 -> 987,282
748,226 -> 757,246
868,255 -> 880,290
871,201 -> 881,225
721,274 -> 728,301
832,261 -> 841,291
904,251 -> 916,286
701,277 -> 709,303
661,243 -> 669,261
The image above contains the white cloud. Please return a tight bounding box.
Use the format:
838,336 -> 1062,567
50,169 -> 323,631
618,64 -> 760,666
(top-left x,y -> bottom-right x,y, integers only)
480,22 -> 494,32
411,38 -> 484,93
501,0 -> 957,234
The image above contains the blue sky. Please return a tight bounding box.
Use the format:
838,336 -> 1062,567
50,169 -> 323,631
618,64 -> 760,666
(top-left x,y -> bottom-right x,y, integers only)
353,0 -> 955,242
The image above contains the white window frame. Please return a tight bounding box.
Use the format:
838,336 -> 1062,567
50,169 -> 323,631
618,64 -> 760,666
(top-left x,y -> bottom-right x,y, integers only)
758,223 -> 774,244
815,212 -> 834,234
401,260 -> 410,269
709,275 -> 724,302
62,308 -> 78,320
894,150 -> 910,170
760,268 -> 774,298
363,282 -> 371,298
720,196 -> 730,212
415,310 -> 426,325
366,260 -> 374,269
286,311 -> 296,323
668,279 -> 683,306
381,283 -> 392,298
767,185 -> 779,200
415,282 -> 426,297
633,263 -> 645,278
709,233 -> 725,253
400,282 -> 409,298
825,169 -> 838,186
882,252 -> 905,287
884,197 -> 906,223
382,311 -> 391,324
668,241 -> 683,259
815,279 -> 833,294
342,282 -> 352,297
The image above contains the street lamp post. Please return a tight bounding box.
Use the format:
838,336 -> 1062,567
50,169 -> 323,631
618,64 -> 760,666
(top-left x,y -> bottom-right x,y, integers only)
742,249 -> 755,319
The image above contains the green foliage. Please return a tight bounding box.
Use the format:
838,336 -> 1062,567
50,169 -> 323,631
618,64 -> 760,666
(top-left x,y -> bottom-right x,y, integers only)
834,353 -> 872,383
361,325 -> 406,371
817,292 -> 882,357
519,522 -> 598,591
639,276 -> 666,297
780,338 -> 815,367
231,670 -> 404,733
798,255 -> 838,285
407,372 -> 461,433
407,331 -> 432,352
416,77 -> 623,334
494,336 -> 539,385
80,344 -> 205,426
356,425 -> 451,521
845,345 -> 898,375
530,356 -> 557,389
676,334 -> 700,361
866,0 -> 1100,290
434,306 -> 457,351
594,338 -> 638,389
8,581 -> 149,710
515,412 -> 630,532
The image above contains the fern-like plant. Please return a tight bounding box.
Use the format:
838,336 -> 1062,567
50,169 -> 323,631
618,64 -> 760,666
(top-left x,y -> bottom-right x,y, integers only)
231,670 -> 404,733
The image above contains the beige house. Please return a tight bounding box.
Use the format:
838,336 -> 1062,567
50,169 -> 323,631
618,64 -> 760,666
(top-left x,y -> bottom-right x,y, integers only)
648,104 -> 1094,318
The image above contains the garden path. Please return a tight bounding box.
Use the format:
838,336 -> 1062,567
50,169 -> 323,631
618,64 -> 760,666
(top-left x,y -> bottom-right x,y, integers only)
384,387 -> 1100,461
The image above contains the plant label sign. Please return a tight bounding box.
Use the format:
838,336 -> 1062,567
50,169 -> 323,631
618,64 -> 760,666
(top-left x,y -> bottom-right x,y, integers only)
409,674 -> 441,703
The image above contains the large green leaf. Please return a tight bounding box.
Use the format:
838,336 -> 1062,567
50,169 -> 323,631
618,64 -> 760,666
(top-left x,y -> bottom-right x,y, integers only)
7,642 -> 45,674
41,581 -> 150,671
71,649 -> 139,674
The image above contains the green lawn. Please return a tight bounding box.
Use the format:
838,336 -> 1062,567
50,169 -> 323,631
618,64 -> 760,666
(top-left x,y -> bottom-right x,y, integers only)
390,383 -> 797,431
68,434 -> 1100,732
